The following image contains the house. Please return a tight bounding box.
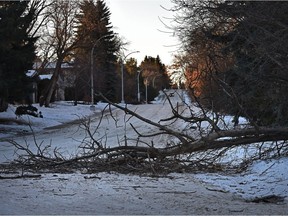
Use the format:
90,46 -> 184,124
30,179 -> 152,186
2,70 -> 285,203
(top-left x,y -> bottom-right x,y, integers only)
27,61 -> 76,103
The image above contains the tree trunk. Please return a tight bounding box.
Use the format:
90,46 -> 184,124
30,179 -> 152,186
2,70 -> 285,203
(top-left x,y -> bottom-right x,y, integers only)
0,98 -> 8,112
44,59 -> 62,107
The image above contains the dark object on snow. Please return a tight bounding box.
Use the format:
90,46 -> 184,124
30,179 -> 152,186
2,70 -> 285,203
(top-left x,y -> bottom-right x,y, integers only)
250,195 -> 286,204
15,105 -> 41,118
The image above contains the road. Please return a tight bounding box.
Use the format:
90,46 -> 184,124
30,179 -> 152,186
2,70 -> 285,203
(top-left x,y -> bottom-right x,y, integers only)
0,89 -> 188,163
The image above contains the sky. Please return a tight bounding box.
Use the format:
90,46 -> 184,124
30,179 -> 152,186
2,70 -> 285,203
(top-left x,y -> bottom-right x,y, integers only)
106,0 -> 179,66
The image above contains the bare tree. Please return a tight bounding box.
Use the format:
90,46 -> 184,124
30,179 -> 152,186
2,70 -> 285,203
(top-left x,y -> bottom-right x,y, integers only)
38,0 -> 79,107
27,0 -> 51,38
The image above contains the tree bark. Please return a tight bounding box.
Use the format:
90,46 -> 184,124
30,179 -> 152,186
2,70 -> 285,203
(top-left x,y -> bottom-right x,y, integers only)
44,59 -> 62,107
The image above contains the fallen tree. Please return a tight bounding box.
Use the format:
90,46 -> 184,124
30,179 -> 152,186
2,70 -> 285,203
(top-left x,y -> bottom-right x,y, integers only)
1,90 -> 288,175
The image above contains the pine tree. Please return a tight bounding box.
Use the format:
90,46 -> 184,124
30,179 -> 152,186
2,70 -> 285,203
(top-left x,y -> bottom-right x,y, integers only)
0,1 -> 37,106
140,56 -> 169,90
74,0 -> 120,102
138,56 -> 170,102
123,57 -> 139,103
216,1 -> 288,126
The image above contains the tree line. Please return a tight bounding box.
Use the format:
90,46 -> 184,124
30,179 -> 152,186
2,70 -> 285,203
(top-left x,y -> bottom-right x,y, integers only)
0,0 -> 170,109
170,0 -> 288,127
3,0 -> 287,129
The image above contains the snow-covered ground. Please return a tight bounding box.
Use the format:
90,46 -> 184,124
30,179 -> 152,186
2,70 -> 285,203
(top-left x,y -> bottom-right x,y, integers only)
0,89 -> 287,214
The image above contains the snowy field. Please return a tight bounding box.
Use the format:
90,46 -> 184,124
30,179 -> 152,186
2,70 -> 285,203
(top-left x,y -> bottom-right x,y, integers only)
0,89 -> 287,214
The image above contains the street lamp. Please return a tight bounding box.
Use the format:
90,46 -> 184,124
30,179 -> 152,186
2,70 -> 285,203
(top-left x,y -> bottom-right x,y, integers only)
144,78 -> 148,104
120,51 -> 140,104
137,69 -> 143,103
90,35 -> 108,111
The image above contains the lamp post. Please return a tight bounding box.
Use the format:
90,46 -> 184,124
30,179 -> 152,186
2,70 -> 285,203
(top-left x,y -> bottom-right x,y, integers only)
90,35 -> 108,111
120,51 -> 140,104
144,78 -> 148,104
137,69 -> 143,103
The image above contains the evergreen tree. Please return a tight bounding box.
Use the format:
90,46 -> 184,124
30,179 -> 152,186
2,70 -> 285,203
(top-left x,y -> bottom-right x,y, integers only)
216,1 -> 288,126
74,0 -> 120,102
0,1 -> 37,106
123,57 -> 140,103
140,56 -> 170,90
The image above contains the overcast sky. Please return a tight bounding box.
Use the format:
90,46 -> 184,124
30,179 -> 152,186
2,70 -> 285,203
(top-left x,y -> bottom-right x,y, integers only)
106,0 -> 179,65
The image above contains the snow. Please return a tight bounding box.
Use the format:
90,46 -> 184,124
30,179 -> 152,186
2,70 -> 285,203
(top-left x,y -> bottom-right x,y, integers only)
196,158 -> 288,199
26,69 -> 37,77
0,101 -> 107,139
39,74 -> 52,80
0,89 -> 287,214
